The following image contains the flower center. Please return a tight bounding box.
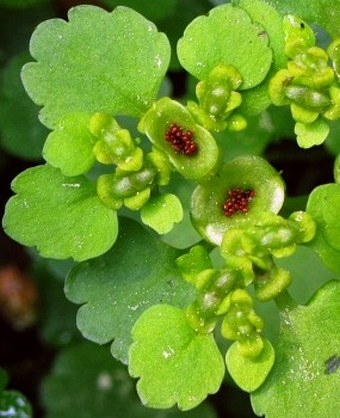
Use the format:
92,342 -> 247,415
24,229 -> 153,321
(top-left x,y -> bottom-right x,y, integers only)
223,187 -> 255,217
165,123 -> 198,156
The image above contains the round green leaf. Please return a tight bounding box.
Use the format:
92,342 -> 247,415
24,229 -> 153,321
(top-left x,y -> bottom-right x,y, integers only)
306,183 -> 340,272
251,280 -> 340,418
177,4 -> 273,90
0,391 -> 32,418
141,193 -> 183,234
190,155 -> 285,246
65,218 -> 195,364
2,164 -> 118,261
129,304 -> 225,410
0,53 -> 47,160
42,342 -> 217,418
22,5 -> 171,128
43,113 -> 96,176
226,339 -> 275,392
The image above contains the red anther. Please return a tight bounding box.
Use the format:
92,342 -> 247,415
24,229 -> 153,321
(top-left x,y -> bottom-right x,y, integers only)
165,123 -> 198,156
222,187 -> 255,217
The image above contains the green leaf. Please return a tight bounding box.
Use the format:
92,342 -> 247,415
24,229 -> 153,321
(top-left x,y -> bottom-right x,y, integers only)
267,0 -> 340,38
43,113 -> 96,176
102,0 -> 178,22
42,342 -> 217,418
0,391 -> 32,418
22,5 -> 170,128
295,119 -> 330,148
2,164 -> 118,261
239,0 -> 287,71
141,193 -> 183,234
0,53 -> 47,160
177,4 -> 273,90
65,218 -> 195,364
226,339 -> 275,392
306,183 -> 340,272
129,304 -> 225,410
251,280 -> 340,417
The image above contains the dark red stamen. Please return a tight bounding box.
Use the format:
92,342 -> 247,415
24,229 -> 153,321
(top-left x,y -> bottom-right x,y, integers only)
165,123 -> 198,156
223,187 -> 255,217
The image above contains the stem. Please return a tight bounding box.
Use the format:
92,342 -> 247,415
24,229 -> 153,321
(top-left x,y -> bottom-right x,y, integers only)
275,289 -> 298,311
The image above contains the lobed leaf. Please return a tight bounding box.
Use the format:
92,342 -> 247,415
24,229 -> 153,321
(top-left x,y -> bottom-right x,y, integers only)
251,280 -> 340,417
22,5 -> 171,128
129,304 -> 225,410
42,342 -> 217,418
2,164 -> 118,261
65,218 -> 195,364
177,4 -> 273,90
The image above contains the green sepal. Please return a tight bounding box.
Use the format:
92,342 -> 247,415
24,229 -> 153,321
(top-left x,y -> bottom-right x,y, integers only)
124,187 -> 151,210
226,338 -> 275,392
328,38 -> 340,79
254,267 -> 292,302
287,47 -> 334,89
324,86 -> 340,121
140,193 -> 183,234
290,103 -> 318,124
96,173 -> 123,210
175,245 -> 212,284
268,69 -> 293,106
283,15 -> 315,58
90,112 -> 143,170
43,113 -> 96,176
138,97 -> 219,180
295,118 -> 330,148
145,147 -> 171,186
190,155 -> 285,246
128,304 -> 225,410
2,164 -> 119,261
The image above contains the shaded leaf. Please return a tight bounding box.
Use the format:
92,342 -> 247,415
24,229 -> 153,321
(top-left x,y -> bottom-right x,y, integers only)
65,218 -> 195,364
42,342 -> 217,418
0,53 -> 47,160
251,280 -> 340,417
